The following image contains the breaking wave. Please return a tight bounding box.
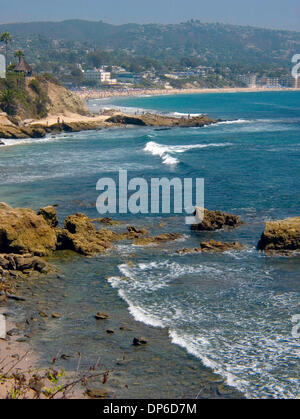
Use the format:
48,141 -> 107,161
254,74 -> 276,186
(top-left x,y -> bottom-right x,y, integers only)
143,141 -> 232,165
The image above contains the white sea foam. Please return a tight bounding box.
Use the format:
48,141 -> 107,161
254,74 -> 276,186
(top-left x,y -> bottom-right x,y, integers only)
216,119 -> 251,125
106,258 -> 300,399
143,141 -> 232,165
161,154 -> 180,165
169,330 -> 248,394
106,279 -> 166,327
0,136 -> 62,148
119,290 -> 165,327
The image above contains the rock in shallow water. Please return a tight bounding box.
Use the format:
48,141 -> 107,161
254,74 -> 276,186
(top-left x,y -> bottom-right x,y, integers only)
95,312 -> 110,320
0,253 -> 52,276
191,207 -> 244,231
176,240 -> 244,254
0,202 -> 57,256
200,240 -> 244,253
258,217 -> 300,253
56,213 -> 116,256
133,337 -> 148,346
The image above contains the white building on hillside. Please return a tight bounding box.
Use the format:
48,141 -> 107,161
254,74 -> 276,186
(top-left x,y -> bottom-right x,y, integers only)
83,68 -> 117,85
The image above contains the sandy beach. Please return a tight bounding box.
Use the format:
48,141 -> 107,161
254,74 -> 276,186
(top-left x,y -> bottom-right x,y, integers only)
28,113 -> 108,127
76,86 -> 300,101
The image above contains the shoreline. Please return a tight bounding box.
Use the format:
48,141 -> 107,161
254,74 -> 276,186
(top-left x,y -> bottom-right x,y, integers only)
76,86 -> 300,101
0,110 -> 217,142
0,202 -> 245,399
0,260 -> 245,399
0,316 -> 37,399
1,87 -> 299,143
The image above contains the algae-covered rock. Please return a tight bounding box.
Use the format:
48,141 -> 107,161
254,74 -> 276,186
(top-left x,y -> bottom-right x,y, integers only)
0,253 -> 52,275
106,114 -> 147,126
200,240 -> 244,253
176,240 -> 244,254
106,112 -> 216,127
191,207 -> 244,231
0,203 -> 57,256
56,213 -> 115,256
133,233 -> 181,246
258,217 -> 300,252
37,206 -> 58,227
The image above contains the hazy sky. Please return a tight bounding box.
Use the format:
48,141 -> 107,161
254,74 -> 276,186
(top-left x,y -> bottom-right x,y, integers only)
0,0 -> 299,31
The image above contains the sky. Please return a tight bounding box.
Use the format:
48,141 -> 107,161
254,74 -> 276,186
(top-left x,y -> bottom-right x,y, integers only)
0,0 -> 299,31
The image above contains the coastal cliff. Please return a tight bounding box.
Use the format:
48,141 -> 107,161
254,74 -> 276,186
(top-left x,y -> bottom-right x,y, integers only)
0,74 -> 93,139
0,74 -> 217,140
0,109 -> 217,140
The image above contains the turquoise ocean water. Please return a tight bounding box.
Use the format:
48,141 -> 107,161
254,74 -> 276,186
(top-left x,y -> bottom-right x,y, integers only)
0,91 -> 299,398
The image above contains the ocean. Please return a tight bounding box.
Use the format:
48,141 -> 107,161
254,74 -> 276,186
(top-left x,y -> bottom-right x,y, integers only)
0,91 -> 299,398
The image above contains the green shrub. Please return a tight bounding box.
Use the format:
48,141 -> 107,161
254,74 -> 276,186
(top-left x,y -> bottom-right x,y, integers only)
0,89 -> 17,115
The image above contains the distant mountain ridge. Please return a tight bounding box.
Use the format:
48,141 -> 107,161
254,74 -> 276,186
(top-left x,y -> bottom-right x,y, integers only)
1,19 -> 300,66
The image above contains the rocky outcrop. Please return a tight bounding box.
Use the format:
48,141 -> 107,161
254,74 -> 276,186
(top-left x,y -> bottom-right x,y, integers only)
127,226 -> 149,238
56,217 -> 181,254
0,202 -> 183,278
37,206 -> 58,228
257,217 -> 300,253
0,202 -> 57,256
105,112 -> 216,127
200,240 -> 244,253
0,110 -> 217,141
133,233 -> 181,246
0,125 -> 47,140
105,114 -> 147,126
191,208 -> 244,231
176,240 -> 244,254
56,213 -> 116,256
0,253 -> 52,277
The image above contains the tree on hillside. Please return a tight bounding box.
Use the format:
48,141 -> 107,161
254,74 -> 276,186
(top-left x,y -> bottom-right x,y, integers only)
0,32 -> 12,71
14,50 -> 25,64
0,89 -> 16,115
14,50 -> 25,88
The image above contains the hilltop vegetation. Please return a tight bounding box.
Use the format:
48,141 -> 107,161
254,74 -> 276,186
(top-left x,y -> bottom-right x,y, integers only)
0,73 -> 50,119
0,20 -> 299,80
0,73 -> 90,120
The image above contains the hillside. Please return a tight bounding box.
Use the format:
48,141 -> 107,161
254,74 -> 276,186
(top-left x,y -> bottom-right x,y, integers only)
1,19 -> 300,68
0,73 -> 91,121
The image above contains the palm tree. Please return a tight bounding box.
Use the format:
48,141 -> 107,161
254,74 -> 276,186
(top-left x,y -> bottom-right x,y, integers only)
0,32 -> 12,71
14,50 -> 24,64
14,50 -> 25,88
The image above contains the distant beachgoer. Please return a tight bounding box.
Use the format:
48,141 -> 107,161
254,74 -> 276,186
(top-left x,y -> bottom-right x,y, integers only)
57,117 -> 60,124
